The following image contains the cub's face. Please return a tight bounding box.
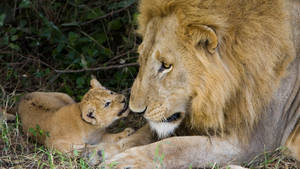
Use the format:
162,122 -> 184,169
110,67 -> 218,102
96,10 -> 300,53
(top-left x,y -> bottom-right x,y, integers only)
80,79 -> 129,128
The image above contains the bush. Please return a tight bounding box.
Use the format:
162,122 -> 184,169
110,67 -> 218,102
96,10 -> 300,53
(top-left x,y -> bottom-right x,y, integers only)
0,0 -> 139,101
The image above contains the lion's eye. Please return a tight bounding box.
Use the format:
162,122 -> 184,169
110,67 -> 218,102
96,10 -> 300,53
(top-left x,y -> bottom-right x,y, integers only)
104,101 -> 111,107
158,62 -> 172,73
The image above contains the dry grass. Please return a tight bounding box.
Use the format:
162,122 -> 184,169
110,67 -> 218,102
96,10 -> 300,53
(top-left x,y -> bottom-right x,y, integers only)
0,91 -> 299,169
245,148 -> 298,169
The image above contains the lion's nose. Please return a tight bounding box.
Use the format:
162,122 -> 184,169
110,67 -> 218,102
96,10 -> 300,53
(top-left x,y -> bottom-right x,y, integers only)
131,106 -> 147,115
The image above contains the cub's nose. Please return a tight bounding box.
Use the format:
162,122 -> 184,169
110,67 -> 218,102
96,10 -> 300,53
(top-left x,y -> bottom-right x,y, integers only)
118,101 -> 129,116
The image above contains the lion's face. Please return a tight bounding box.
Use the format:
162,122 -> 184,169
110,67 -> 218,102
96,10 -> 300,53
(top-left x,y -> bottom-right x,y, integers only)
129,0 -> 294,139
130,13 -> 234,138
80,79 -> 129,128
130,15 -> 194,138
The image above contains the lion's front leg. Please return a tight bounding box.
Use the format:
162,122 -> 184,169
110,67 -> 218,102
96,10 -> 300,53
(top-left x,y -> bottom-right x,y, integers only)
101,135 -> 245,169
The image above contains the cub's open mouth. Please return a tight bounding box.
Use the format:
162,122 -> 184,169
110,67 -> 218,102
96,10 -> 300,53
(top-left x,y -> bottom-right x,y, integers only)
118,102 -> 128,116
162,112 -> 181,122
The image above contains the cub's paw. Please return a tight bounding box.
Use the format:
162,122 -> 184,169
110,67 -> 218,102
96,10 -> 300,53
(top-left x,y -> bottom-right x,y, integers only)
113,128 -> 135,142
123,127 -> 135,136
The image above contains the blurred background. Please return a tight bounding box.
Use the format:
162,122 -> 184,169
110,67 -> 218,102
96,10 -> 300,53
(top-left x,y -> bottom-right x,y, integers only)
0,0 -> 139,102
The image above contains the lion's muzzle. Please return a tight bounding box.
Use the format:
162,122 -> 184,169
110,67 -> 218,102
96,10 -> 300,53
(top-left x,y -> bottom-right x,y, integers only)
163,112 -> 181,122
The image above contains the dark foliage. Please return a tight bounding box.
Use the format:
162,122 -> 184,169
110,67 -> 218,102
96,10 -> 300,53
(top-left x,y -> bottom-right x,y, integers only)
0,0 -> 140,101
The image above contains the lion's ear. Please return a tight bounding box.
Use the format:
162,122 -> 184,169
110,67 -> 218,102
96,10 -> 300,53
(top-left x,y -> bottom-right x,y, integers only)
80,103 -> 99,125
191,25 -> 218,54
90,78 -> 105,89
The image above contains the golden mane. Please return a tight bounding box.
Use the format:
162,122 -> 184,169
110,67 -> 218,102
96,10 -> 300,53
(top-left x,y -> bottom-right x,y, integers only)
137,0 -> 295,138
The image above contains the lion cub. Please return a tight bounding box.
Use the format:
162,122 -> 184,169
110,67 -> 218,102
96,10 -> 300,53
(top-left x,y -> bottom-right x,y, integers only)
18,79 -> 133,153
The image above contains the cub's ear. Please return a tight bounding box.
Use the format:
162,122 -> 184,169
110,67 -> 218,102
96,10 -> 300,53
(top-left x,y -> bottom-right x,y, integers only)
190,25 -> 218,54
80,103 -> 99,125
90,78 -> 105,89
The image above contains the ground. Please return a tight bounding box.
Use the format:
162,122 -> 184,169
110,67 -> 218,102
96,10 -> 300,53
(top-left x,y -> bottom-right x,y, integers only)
0,92 -> 298,168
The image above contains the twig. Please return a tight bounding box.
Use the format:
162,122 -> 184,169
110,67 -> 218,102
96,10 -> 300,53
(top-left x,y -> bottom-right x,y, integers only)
79,30 -> 106,50
0,51 -> 138,74
107,56 -> 138,66
80,4 -> 133,25
105,33 -> 138,64
54,62 -> 138,73
0,84 -> 6,101
105,48 -> 136,64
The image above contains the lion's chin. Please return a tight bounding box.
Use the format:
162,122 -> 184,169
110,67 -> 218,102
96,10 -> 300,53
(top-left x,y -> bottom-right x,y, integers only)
148,121 -> 179,138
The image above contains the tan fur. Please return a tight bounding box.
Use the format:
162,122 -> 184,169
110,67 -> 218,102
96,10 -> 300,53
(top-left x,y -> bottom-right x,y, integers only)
286,120 -> 300,160
130,0 -> 295,138
98,0 -> 300,168
18,79 -> 132,153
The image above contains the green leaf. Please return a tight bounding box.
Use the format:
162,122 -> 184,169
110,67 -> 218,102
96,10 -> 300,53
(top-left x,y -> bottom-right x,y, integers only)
76,77 -> 85,88
73,149 -> 79,157
29,41 -> 40,48
39,27 -> 52,39
19,19 -> 27,28
101,48 -> 112,56
93,33 -> 107,45
86,8 -> 105,20
0,14 -> 6,27
68,32 -> 80,44
2,34 -> 9,46
44,68 -> 50,75
8,43 -> 20,51
62,84 -> 74,96
39,129 -> 44,136
29,128 -> 37,137
19,0 -> 32,9
67,51 -> 76,60
61,22 -> 79,27
9,28 -> 17,35
108,19 -> 122,31
109,0 -> 136,9
10,35 -> 18,41
55,42 -> 65,54
77,37 -> 90,44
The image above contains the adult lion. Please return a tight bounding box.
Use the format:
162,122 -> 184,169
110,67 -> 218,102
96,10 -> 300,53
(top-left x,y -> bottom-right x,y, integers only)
100,0 -> 300,168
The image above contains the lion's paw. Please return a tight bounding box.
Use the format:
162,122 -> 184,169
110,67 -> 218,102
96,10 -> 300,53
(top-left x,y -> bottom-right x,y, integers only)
82,143 -> 122,166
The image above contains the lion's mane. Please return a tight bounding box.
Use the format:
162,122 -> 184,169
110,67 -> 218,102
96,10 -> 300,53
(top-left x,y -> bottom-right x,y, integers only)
137,0 -> 295,138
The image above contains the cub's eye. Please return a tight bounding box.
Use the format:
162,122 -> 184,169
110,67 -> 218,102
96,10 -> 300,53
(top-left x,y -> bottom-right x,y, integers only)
158,62 -> 172,73
104,101 -> 111,107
